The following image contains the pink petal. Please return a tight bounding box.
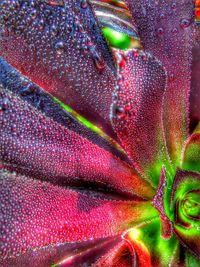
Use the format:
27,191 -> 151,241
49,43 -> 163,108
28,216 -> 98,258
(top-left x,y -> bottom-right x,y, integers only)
127,0 -> 193,165
0,87 -> 154,198
0,170 -> 157,260
111,50 -> 171,186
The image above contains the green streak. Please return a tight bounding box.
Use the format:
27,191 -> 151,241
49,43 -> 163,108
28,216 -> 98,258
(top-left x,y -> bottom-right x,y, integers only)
53,97 -> 125,153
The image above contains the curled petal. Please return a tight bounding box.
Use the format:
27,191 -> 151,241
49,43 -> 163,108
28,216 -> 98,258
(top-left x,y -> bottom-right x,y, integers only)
171,170 -> 200,259
111,50 -> 172,186
127,0 -> 193,165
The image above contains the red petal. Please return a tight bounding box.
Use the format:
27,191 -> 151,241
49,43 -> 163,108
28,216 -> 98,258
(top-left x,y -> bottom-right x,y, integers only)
0,170 -> 157,260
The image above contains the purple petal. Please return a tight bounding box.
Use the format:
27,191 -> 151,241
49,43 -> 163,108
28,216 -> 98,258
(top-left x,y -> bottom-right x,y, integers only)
0,86 -> 154,198
111,50 -> 172,186
126,0 -> 193,165
0,0 -> 117,139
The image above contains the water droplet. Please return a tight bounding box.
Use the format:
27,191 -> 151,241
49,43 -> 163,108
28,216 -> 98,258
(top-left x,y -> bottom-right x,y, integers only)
55,41 -> 65,54
89,44 -> 105,70
172,2 -> 177,9
81,0 -> 88,9
93,53 -> 105,70
157,27 -> 164,36
160,13 -> 165,20
45,0 -> 64,7
29,9 -> 37,19
180,18 -> 191,28
113,105 -> 125,119
172,27 -> 178,34
0,98 -> 9,111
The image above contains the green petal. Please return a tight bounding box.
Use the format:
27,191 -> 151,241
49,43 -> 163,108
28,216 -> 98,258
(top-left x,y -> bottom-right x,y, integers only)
182,123 -> 200,172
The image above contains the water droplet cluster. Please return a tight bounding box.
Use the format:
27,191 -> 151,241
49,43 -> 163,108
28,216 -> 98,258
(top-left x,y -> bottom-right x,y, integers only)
0,0 -> 117,137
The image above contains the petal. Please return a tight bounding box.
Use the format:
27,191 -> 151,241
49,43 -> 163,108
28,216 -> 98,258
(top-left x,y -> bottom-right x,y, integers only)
169,243 -> 187,267
91,240 -> 134,267
182,123 -> 200,172
124,218 -> 178,266
0,170 -> 158,260
0,0 -> 117,139
111,50 -> 172,186
0,57 -> 127,162
127,0 -> 193,165
190,46 -> 200,131
1,236 -> 121,267
185,251 -> 200,267
0,86 -> 154,198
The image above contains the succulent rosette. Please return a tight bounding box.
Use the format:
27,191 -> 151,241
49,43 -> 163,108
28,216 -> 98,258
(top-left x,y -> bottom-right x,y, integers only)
0,0 -> 200,266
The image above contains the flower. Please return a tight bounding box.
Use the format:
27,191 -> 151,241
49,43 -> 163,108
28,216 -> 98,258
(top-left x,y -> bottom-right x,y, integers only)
0,0 -> 200,266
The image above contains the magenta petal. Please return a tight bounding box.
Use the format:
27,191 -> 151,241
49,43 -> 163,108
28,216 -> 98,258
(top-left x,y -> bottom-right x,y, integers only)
127,0 -> 193,165
0,87 -> 154,198
111,50 -> 171,186
0,0 -> 117,139
0,171 -> 156,260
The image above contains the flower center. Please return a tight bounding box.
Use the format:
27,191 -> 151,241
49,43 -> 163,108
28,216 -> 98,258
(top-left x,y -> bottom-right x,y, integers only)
182,191 -> 200,220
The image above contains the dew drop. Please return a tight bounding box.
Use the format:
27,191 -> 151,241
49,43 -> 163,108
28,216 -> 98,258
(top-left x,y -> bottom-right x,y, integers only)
171,2 -> 177,9
51,24 -> 58,36
93,53 -> 105,70
81,0 -> 88,9
45,0 -> 64,7
113,105 -> 125,119
157,27 -> 164,36
0,98 -> 9,111
180,18 -> 191,28
160,13 -> 165,20
89,45 -> 105,70
172,27 -> 178,35
55,41 -> 65,54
